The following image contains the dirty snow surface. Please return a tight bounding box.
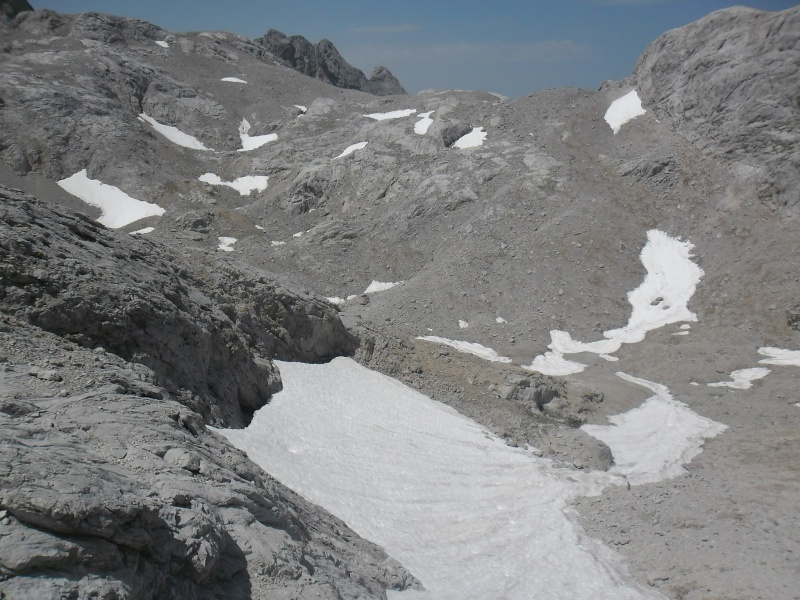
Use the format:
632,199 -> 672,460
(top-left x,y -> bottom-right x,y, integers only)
137,113 -> 210,150
453,126 -> 487,149
57,169 -> 165,228
417,336 -> 512,363
526,230 -> 702,375
218,358 -> 669,600
217,237 -> 237,252
604,90 -> 646,134
198,173 -> 268,195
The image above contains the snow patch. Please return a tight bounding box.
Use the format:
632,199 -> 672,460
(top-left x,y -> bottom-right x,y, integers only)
295,105 -> 308,114
130,227 -> 154,235
599,354 -> 619,362
364,108 -> 416,120
334,141 -> 368,159
292,231 -> 303,238
57,170 -> 165,229
199,173 -> 268,195
604,90 -> 646,134
155,40 -> 169,48
217,358 -> 663,600
524,352 -> 588,376
326,297 -> 346,306
414,111 -> 434,134
458,320 -> 469,329
453,126 -> 487,149
583,372 -> 727,485
271,240 -> 286,246
221,77 -> 247,83
255,225 -> 264,231
758,347 -> 800,367
525,230 -> 703,376
708,368 -> 770,389
238,119 -> 277,151
138,113 -> 210,151
364,280 -> 401,294
495,316 -> 507,324
417,336 -> 512,363
217,237 -> 237,252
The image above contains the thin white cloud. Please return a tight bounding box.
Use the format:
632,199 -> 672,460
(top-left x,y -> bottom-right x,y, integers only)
352,23 -> 419,34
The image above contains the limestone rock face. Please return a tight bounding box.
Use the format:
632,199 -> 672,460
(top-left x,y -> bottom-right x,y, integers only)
0,186 -> 356,427
257,28 -> 406,95
633,5 -> 800,215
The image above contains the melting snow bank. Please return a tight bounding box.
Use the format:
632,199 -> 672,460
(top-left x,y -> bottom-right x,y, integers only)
217,237 -> 236,252
57,170 -> 165,228
138,113 -> 210,150
417,336 -> 511,363
217,358 -> 663,600
334,141 -> 368,159
605,90 -> 646,134
526,230 -> 703,376
453,126 -> 487,149
238,118 -> 277,151
708,368 -> 770,389
414,111 -> 434,134
364,280 -> 400,294
364,108 -> 417,120
198,173 -> 268,196
583,373 -> 726,485
758,347 -> 800,367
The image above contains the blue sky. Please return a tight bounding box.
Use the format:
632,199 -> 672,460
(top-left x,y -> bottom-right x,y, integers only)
39,1 -> 797,97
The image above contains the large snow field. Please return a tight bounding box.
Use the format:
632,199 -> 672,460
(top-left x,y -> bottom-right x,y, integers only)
215,358 -> 731,599
364,108 -> 417,120
57,169 -> 165,228
198,173 -> 268,195
138,113 -> 211,150
526,230 -> 703,376
604,90 -> 646,134
453,126 -> 487,149
238,118 -> 277,151
582,373 -> 727,485
416,336 -> 512,363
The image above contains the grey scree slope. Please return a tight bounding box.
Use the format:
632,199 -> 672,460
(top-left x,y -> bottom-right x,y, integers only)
0,5 -> 799,600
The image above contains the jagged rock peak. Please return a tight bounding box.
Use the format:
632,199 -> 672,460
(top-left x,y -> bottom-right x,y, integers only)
256,28 -> 406,96
0,0 -> 32,25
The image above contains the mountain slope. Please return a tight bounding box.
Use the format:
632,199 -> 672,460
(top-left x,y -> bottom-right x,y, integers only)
0,5 -> 798,600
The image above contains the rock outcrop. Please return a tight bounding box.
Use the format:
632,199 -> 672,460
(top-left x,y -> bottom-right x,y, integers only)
0,186 -> 356,427
257,29 -> 406,95
633,5 -> 800,215
0,0 -> 32,26
0,186 -> 415,598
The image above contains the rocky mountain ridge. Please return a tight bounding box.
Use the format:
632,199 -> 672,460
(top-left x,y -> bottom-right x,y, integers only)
0,4 -> 798,599
258,28 -> 406,96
